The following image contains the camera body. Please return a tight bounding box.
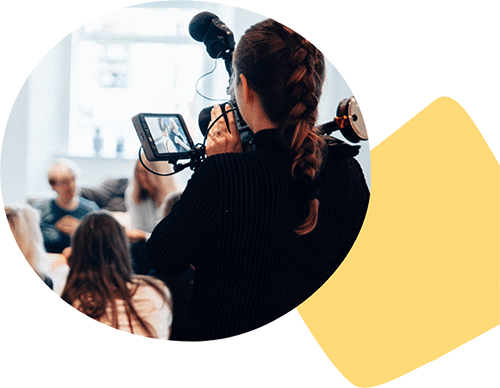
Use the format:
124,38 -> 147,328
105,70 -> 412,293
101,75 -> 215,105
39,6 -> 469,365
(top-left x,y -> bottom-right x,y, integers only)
198,100 -> 254,148
226,100 -> 254,147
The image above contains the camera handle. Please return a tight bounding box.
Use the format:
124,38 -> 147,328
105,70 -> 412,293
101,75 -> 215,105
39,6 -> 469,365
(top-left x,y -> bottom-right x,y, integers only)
317,96 -> 368,143
138,144 -> 206,176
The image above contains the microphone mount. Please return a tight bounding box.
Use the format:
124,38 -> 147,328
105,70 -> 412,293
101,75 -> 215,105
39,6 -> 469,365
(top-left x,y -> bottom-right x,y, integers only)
189,12 -> 235,76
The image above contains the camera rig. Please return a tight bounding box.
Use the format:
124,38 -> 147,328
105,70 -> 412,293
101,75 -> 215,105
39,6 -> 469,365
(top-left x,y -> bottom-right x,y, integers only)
132,12 -> 368,176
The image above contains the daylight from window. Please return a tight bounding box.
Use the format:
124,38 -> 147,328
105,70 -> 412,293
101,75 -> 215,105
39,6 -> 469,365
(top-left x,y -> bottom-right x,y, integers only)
68,5 -> 214,159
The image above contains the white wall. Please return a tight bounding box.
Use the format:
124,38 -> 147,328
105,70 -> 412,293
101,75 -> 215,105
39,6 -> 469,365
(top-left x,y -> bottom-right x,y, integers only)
1,79 -> 29,204
1,34 -> 150,204
1,35 -> 73,204
25,34 -> 71,199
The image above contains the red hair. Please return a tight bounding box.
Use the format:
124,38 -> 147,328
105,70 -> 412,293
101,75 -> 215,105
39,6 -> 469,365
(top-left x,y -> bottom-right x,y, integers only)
233,19 -> 326,234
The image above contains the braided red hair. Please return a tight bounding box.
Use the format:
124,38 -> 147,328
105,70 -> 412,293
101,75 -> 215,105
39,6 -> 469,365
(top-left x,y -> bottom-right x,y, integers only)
233,19 -> 326,235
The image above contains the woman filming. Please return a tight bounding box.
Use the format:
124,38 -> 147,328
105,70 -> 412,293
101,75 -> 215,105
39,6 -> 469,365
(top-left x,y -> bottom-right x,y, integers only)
147,19 -> 369,341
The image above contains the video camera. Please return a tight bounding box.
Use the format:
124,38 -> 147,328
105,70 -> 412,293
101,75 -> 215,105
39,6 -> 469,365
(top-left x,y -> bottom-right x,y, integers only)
132,12 -> 367,175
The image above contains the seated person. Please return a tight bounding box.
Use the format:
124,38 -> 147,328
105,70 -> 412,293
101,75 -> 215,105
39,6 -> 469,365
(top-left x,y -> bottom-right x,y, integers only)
124,158 -> 177,243
127,187 -> 193,341
32,158 -> 99,253
5,203 -> 53,289
60,211 -> 173,339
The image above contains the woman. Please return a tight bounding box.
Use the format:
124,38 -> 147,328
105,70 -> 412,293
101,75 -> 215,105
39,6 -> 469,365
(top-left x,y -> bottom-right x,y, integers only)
125,158 -> 177,242
146,19 -> 369,340
61,211 -> 173,339
5,204 -> 53,289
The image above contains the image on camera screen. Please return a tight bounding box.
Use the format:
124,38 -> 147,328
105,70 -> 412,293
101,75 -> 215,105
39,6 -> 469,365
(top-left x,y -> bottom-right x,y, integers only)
145,115 -> 192,155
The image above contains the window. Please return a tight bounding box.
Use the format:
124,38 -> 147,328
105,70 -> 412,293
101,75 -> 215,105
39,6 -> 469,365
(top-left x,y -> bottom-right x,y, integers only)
68,3 -> 218,159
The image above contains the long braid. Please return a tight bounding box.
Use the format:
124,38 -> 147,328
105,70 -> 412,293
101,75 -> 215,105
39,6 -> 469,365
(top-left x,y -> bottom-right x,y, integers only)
233,19 -> 327,235
275,25 -> 326,234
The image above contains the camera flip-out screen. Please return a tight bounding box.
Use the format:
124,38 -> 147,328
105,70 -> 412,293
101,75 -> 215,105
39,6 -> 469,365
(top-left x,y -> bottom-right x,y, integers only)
132,113 -> 195,161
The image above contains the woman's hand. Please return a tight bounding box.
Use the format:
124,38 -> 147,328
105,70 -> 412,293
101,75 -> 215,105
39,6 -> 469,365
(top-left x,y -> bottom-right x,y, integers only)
206,104 -> 243,156
126,228 -> 148,243
62,247 -> 72,259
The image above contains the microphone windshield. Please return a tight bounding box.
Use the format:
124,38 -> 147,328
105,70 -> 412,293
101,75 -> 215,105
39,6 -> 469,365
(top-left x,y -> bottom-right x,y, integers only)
189,12 -> 217,42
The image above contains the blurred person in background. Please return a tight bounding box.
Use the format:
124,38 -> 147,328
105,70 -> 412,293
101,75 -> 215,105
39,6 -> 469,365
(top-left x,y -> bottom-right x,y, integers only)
124,158 -> 177,244
32,158 -> 99,253
5,203 -> 53,289
61,211 -> 173,339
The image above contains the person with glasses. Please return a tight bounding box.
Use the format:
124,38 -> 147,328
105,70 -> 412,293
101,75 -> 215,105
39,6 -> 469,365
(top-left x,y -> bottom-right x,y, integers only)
32,158 -> 99,253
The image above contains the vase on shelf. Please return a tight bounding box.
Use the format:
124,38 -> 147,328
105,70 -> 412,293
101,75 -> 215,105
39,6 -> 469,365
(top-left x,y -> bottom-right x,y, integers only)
93,127 -> 103,156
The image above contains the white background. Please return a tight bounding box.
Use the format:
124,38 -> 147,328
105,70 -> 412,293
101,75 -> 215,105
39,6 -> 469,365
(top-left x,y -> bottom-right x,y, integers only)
1,0 -> 498,387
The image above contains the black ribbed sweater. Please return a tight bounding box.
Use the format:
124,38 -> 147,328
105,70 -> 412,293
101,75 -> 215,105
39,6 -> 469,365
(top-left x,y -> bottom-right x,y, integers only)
146,129 -> 369,341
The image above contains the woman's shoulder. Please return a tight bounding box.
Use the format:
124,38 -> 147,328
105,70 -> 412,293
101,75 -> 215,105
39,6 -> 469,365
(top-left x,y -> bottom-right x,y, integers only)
202,151 -> 263,173
131,275 -> 171,299
132,274 -> 166,286
186,153 -> 245,183
130,276 -> 172,339
204,152 -> 249,166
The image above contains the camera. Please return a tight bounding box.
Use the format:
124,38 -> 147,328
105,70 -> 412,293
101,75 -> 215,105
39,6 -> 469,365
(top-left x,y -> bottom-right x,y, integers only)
198,100 -> 254,148
131,12 -> 243,170
132,113 -> 196,162
132,102 -> 254,172
131,12 -> 368,174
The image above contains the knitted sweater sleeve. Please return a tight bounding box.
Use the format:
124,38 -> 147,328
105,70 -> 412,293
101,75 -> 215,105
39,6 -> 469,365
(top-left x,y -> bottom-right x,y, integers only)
146,156 -> 222,275
32,200 -> 61,248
